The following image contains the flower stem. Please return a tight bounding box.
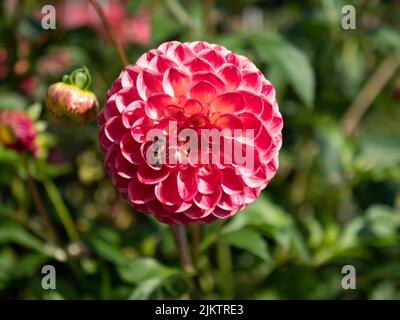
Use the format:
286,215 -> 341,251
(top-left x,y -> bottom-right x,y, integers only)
170,224 -> 197,299
88,0 -> 129,66
43,178 -> 79,242
23,157 -> 60,244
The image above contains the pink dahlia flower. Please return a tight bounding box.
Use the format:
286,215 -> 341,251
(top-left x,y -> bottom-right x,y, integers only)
0,110 -> 38,156
99,41 -> 283,224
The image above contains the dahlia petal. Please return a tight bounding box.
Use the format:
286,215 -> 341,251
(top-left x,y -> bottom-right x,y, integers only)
104,116 -> 126,143
255,126 -> 273,151
104,144 -> 118,174
213,206 -> 238,219
128,177 -> 155,204
137,162 -> 170,184
145,93 -> 173,119
162,201 -> 192,213
121,101 -> 145,128
214,114 -> 243,134
99,128 -> 113,153
166,43 -> 195,63
217,64 -> 241,91
197,49 -> 225,69
211,92 -> 244,114
183,99 -> 203,116
121,65 -> 141,88
111,173 -> 130,198
218,193 -> 244,211
131,116 -> 155,143
188,41 -> 209,53
194,188 -> 222,210
119,134 -> 143,165
103,98 -> 120,120
192,72 -> 226,92
148,54 -> 176,73
115,153 -> 137,178
177,166 -> 198,201
116,87 -> 141,112
136,70 -> 163,101
136,49 -> 158,67
240,90 -> 263,115
184,57 -> 213,73
158,41 -> 180,54
221,167 -> 244,195
184,204 -> 212,219
162,68 -> 191,97
242,166 -> 267,188
238,113 -> 262,139
197,170 -> 221,194
189,81 -> 216,104
240,71 -> 263,92
154,172 -> 181,205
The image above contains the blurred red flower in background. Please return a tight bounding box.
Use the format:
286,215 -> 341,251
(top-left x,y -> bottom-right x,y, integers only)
57,0 -> 151,46
99,41 -> 283,224
0,110 -> 38,156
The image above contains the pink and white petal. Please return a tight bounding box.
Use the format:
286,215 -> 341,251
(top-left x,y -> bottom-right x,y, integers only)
183,57 -> 213,73
217,64 -> 241,91
217,193 -> 244,211
131,116 -> 155,143
240,90 -> 263,115
148,54 -> 176,73
192,72 -> 226,92
197,49 -> 225,69
128,177 -> 155,204
242,166 -> 267,188
145,93 -> 173,119
240,71 -> 263,92
120,133 -> 143,165
121,101 -> 145,128
197,170 -> 221,194
211,92 -> 244,114
162,68 -> 191,97
104,144 -> 118,174
154,172 -> 182,205
213,206 -> 238,219
188,81 -> 216,104
221,167 -> 244,195
166,43 -> 195,63
187,41 -> 209,53
162,201 -> 192,213
104,116 -> 127,144
137,163 -> 170,184
115,87 -> 141,112
115,153 -> 137,179
184,204 -> 212,219
99,128 -> 113,154
136,70 -> 163,101
194,187 -> 222,210
238,113 -> 262,139
111,173 -> 130,198
177,166 -> 198,201
121,65 -> 141,88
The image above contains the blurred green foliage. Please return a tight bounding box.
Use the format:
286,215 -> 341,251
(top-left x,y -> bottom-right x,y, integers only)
1,0 -> 400,299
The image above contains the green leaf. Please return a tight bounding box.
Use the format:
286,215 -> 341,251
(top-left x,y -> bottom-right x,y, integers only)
118,257 -> 177,284
0,221 -> 47,254
251,32 -> 315,108
128,278 -> 164,300
221,228 -> 270,260
88,237 -> 128,266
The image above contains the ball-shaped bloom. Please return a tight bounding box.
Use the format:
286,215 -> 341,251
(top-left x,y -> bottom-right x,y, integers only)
99,41 -> 283,224
0,110 -> 38,156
